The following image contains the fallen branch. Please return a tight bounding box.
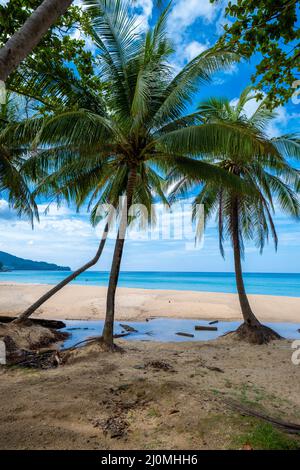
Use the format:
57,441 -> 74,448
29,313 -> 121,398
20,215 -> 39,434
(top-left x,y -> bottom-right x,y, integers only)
225,399 -> 300,434
0,316 -> 65,329
176,332 -> 194,338
195,325 -> 218,331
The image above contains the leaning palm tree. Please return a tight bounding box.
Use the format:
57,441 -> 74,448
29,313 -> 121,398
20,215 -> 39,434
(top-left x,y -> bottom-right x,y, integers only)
171,87 -> 300,344
0,92 -> 38,224
15,148 -> 169,323
8,1 -> 272,346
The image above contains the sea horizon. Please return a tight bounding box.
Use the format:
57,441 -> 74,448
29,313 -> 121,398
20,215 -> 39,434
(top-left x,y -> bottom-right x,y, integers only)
1,270 -> 300,297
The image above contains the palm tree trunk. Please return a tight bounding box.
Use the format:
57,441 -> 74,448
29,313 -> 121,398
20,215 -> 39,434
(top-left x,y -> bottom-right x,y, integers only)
231,198 -> 260,326
102,167 -> 137,347
13,221 -> 109,324
230,198 -> 281,344
0,0 -> 73,82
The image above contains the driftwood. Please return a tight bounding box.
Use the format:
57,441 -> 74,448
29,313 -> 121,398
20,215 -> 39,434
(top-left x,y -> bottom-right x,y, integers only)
225,399 -> 300,434
0,315 -> 65,329
195,325 -> 218,331
176,332 -> 194,338
8,349 -> 62,369
119,323 -> 138,333
209,320 -> 219,325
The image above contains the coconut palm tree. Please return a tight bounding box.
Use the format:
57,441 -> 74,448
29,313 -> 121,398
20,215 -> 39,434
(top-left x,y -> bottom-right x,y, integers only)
15,147 -> 168,323
8,1 -> 271,346
170,87 -> 300,344
0,92 -> 38,224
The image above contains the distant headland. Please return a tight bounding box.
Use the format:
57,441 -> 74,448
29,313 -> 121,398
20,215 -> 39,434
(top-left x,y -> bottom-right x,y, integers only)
0,251 -> 71,272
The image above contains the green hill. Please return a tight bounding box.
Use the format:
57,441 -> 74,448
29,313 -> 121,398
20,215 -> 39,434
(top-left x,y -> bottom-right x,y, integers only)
0,251 -> 71,271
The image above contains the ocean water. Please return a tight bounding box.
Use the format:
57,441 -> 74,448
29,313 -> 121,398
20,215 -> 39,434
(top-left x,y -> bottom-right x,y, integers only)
60,318 -> 300,348
0,270 -> 300,297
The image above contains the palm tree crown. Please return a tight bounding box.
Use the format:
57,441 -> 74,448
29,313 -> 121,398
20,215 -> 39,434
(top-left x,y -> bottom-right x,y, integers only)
194,88 -> 300,256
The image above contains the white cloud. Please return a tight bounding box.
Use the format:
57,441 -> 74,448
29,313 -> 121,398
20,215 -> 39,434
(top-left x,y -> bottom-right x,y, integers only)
0,200 -> 97,268
168,0 -> 218,42
174,40 -> 210,67
184,40 -> 209,61
266,107 -> 289,138
166,0 -> 227,72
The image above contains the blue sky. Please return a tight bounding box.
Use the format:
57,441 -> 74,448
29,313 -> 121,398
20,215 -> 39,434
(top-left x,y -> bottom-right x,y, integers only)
1,0 -> 300,273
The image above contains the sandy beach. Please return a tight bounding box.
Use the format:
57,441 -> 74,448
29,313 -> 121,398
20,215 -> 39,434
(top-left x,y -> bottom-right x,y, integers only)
0,282 -> 299,323
1,336 -> 300,450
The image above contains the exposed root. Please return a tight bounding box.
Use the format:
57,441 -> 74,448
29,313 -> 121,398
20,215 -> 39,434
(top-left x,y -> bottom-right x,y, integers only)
235,322 -> 282,345
0,322 -> 69,365
64,335 -> 124,354
98,337 -> 124,353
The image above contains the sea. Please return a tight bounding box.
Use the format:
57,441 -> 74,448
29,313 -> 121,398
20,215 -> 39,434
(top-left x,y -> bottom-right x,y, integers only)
0,270 -> 300,297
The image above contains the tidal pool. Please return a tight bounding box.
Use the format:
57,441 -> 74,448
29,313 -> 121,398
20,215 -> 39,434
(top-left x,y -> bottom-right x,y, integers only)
60,318 -> 300,349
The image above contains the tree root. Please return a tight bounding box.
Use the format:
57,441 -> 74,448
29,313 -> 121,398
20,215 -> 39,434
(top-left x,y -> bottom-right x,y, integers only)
63,335 -> 124,354
235,322 -> 282,345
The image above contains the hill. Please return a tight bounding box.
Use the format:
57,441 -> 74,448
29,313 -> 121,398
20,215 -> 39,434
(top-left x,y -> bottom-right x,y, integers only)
0,251 -> 70,271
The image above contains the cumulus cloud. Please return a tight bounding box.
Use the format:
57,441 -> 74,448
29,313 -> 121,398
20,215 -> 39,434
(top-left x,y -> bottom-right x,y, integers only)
184,40 -> 210,61
167,0 -> 218,42
133,0 -> 153,29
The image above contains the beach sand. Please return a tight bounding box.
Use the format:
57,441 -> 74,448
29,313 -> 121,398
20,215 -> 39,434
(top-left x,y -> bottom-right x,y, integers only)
1,283 -> 300,450
1,336 -> 300,450
0,282 -> 299,323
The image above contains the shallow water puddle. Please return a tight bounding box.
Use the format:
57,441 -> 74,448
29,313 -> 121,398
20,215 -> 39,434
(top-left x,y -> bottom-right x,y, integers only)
60,318 -> 300,349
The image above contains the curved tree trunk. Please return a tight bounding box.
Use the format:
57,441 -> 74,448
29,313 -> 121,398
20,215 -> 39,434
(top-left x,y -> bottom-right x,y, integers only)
231,198 -> 280,344
14,221 -> 109,324
231,199 -> 260,326
102,167 -> 137,347
0,0 -> 73,82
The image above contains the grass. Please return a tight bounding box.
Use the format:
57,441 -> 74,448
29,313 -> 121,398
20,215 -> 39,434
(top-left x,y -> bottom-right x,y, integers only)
234,422 -> 300,450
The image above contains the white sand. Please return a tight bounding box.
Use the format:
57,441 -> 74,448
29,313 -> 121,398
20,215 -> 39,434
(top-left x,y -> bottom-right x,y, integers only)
0,282 -> 299,323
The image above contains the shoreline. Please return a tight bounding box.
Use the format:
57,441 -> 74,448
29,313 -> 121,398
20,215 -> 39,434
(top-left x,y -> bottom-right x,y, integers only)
0,283 -> 300,323
0,278 -> 300,298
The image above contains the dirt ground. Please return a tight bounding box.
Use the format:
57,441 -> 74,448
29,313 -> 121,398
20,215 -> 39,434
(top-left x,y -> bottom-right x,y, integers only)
1,336 -> 300,450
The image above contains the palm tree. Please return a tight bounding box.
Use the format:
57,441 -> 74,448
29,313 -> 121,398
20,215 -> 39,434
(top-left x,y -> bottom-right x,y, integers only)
0,92 -> 38,224
15,148 -> 168,323
8,1 -> 271,346
171,87 -> 300,344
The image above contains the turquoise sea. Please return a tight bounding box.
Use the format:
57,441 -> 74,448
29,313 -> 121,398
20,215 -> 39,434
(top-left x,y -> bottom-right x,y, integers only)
1,270 -> 300,297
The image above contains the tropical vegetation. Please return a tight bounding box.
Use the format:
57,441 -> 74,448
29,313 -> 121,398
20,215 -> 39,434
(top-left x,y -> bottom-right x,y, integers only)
0,0 -> 299,348
170,87 -> 300,343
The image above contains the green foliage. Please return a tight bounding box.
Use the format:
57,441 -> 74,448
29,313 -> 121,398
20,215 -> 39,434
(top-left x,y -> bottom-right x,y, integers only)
4,0 -> 245,227
211,0 -> 300,107
0,0 -> 103,111
0,92 -> 38,223
235,422 -> 300,450
169,87 -> 300,255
